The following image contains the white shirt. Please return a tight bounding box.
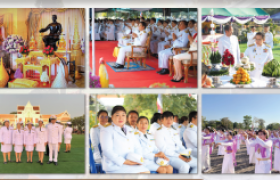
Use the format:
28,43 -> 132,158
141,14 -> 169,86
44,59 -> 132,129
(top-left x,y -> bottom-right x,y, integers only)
24,129 -> 36,145
149,122 -> 161,137
90,124 -> 103,162
47,123 -> 62,144
218,34 -> 241,66
265,31 -> 274,49
0,126 -> 13,144
173,28 -> 189,48
13,129 -> 24,145
247,31 -> 257,46
35,127 -> 48,144
183,123 -> 197,157
64,127 -> 73,139
134,30 -> 148,47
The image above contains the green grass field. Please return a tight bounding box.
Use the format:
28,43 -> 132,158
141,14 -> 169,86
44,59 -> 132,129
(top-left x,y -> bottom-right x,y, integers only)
0,134 -> 85,173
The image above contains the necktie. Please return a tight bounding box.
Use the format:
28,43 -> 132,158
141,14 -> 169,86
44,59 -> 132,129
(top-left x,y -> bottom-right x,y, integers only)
40,128 -> 41,132
18,130 -> 20,133
121,128 -> 126,135
144,134 -> 148,139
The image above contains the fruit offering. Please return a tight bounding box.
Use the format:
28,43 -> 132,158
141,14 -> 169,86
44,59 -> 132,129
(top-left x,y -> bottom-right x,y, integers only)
262,59 -> 280,77
230,67 -> 251,84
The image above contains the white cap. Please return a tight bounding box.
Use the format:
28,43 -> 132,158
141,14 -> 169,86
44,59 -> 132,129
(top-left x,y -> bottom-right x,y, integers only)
38,119 -> 44,123
3,119 -> 9,123
67,122 -> 72,125
56,120 -> 61,123
50,115 -> 57,120
26,121 -> 33,125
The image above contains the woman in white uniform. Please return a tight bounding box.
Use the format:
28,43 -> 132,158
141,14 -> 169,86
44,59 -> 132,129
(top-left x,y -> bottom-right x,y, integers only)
100,105 -> 150,173
171,21 -> 198,82
64,122 -> 73,153
13,122 -> 24,163
0,119 -> 13,164
148,113 -> 162,137
215,131 -> 237,174
24,122 -> 36,163
35,120 -> 48,165
135,116 -> 173,173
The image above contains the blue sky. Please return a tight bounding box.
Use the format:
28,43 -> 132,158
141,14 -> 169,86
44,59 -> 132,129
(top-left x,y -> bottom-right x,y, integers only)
0,95 -> 84,117
202,94 -> 280,125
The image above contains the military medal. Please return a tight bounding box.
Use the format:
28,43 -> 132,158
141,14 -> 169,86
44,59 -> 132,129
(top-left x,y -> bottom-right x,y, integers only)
257,148 -> 261,154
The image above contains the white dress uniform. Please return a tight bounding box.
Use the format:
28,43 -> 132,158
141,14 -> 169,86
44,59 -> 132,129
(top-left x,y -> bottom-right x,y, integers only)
183,123 -> 197,158
215,140 -> 235,173
201,134 -> 212,170
117,23 -> 132,46
265,31 -> 274,49
100,123 -> 149,173
0,126 -> 13,153
47,123 -> 62,162
116,30 -> 148,65
148,122 -> 160,137
158,28 -> 189,69
150,25 -> 164,54
13,129 -> 24,153
157,25 -> 179,53
247,31 -> 256,46
187,27 -> 197,37
134,130 -> 160,171
24,130 -> 36,151
155,125 -> 197,173
248,138 -> 256,164
90,124 -> 103,163
218,34 -> 241,69
35,127 -> 48,152
95,23 -> 101,41
116,22 -> 124,41
173,34 -> 198,62
64,126 -> 73,144
102,24 -> 115,40
246,137 -> 273,173
178,124 -> 187,141
244,43 -> 273,79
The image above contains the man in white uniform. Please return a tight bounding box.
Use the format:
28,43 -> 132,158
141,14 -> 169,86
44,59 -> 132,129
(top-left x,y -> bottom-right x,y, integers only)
114,22 -> 148,68
264,25 -> 274,49
158,20 -> 179,53
247,26 -> 257,47
157,20 -> 189,75
47,115 -> 62,166
56,120 -> 63,153
150,19 -> 164,55
183,111 -> 197,158
218,25 -> 241,68
243,32 -> 273,79
90,110 -> 108,163
155,111 -> 197,173
102,20 -> 115,40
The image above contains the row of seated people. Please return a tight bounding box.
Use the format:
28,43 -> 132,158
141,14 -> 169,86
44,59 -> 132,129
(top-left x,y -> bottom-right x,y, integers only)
90,106 -> 198,173
94,17 -> 198,83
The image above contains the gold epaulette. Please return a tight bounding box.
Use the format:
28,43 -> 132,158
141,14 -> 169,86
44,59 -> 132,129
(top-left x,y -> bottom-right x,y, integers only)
190,124 -> 194,128
143,30 -> 146,33
157,127 -> 162,130
248,43 -> 255,47
104,123 -> 112,128
264,43 -> 271,48
93,124 -> 99,128
172,126 -> 177,130
134,132 -> 139,135
178,125 -> 182,128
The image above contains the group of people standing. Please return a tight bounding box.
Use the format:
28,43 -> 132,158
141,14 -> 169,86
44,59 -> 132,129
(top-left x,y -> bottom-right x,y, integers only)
0,116 -> 73,165
202,127 -> 280,174
95,16 -> 198,83
90,106 -> 198,173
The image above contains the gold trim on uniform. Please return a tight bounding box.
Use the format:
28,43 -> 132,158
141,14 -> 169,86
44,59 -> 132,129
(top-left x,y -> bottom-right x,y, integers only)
93,124 -> 99,128
104,123 -> 112,128
248,43 -> 255,47
157,127 -> 162,130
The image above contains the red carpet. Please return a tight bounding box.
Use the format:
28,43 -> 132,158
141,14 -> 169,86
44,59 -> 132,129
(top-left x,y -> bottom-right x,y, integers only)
94,41 -> 197,88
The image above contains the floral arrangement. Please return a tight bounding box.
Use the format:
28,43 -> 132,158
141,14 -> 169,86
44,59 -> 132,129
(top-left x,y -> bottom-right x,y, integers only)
209,47 -> 222,64
43,46 -> 55,56
222,49 -> 235,66
89,72 -> 101,88
19,45 -> 30,56
2,35 -> 25,53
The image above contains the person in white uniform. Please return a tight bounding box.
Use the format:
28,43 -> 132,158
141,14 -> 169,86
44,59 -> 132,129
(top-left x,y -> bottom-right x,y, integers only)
47,115 -> 62,166
155,111 -> 197,173
218,25 -> 241,69
157,20 -> 189,75
100,106 -> 150,173
126,110 -> 139,132
248,132 -> 256,165
216,129 -> 226,156
148,113 -> 162,137
150,20 -> 164,55
64,122 -> 73,153
0,119 -> 13,164
243,32 -> 273,79
56,120 -> 63,153
90,109 -> 109,163
117,19 -> 133,45
215,131 -> 237,174
114,22 -> 148,68
135,116 -> 173,173
183,111 -> 197,158
102,20 -> 115,41
242,129 -> 273,174
35,119 -> 48,165
247,26 -> 257,47
187,20 -> 197,36
172,115 -> 180,130
202,127 -> 214,172
158,20 -> 179,53
13,122 -> 24,163
264,25 -> 274,49
172,21 -> 197,82
24,122 -> 36,163
178,116 -> 189,141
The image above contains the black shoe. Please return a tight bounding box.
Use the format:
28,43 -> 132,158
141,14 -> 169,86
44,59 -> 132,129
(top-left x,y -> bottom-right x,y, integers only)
114,64 -> 124,69
54,162 -> 58,166
19,161 -> 22,163
41,162 -> 43,165
68,151 -> 71,153
159,69 -> 169,75
171,77 -> 184,82
3,162 -> 7,164
157,69 -> 164,74
37,160 -> 41,163
47,161 -> 53,164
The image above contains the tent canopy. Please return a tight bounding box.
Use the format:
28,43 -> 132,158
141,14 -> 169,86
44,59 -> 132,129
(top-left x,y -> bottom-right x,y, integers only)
271,12 -> 280,20
202,8 -> 270,25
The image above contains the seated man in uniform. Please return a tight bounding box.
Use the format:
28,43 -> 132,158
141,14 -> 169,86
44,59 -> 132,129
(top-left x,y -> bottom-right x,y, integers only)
157,20 -> 189,75
114,22 -> 148,69
183,111 -> 198,158
242,32 -> 273,79
39,14 -> 62,51
154,111 -> 197,173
